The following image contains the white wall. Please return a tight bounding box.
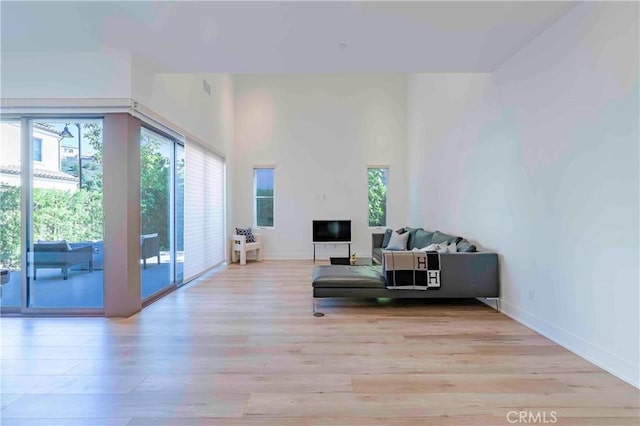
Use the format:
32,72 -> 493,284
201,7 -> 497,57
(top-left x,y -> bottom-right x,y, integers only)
407,2 -> 639,387
132,67 -> 236,250
1,52 -> 132,99
233,75 -> 407,259
132,63 -> 234,156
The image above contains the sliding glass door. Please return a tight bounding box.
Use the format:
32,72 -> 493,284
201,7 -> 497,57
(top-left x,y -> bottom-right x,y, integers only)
27,120 -> 104,309
0,120 -> 23,309
140,127 -> 183,299
0,119 -> 106,311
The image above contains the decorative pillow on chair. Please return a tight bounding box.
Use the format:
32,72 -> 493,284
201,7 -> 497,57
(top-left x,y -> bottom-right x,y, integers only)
386,231 -> 409,251
235,227 -> 256,243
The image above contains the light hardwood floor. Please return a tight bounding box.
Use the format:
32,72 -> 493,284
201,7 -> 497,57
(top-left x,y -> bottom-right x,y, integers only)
1,260 -> 638,425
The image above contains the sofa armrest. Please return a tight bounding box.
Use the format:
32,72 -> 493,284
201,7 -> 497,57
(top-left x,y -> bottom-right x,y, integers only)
372,233 -> 384,249
382,251 -> 499,298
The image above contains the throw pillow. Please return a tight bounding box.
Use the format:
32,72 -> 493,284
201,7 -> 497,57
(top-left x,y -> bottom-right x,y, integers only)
422,242 -> 449,253
386,231 -> 409,251
381,228 -> 393,248
431,231 -> 463,245
412,229 -> 434,250
235,227 -> 255,243
447,242 -> 457,253
457,239 -> 477,252
404,227 -> 424,249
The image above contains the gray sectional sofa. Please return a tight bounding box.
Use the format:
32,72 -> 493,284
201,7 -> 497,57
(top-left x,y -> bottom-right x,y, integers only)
312,227 -> 499,311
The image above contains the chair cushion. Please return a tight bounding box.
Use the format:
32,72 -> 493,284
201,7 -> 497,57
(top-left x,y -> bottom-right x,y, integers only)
35,240 -> 71,251
235,227 -> 255,243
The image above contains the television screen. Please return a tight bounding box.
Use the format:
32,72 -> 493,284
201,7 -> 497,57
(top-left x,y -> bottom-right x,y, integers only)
313,220 -> 351,242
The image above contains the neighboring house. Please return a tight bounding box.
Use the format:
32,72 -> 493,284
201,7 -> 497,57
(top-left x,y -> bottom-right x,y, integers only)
0,122 -> 78,191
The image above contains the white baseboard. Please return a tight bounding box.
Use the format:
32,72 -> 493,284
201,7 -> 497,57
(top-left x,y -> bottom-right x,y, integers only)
263,253 -> 313,260
500,299 -> 639,389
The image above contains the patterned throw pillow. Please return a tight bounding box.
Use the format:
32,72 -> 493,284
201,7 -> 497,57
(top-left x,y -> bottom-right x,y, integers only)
235,227 -> 255,243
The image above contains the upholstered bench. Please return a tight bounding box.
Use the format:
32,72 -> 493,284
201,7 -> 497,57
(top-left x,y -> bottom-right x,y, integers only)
312,265 -> 386,290
312,265 -> 386,316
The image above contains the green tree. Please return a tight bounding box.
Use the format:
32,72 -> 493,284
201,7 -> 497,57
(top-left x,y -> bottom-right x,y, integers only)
0,184 -> 21,269
368,168 -> 387,227
140,135 -> 171,250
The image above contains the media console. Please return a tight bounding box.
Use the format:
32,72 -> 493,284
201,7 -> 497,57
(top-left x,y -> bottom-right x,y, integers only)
313,241 -> 351,263
312,220 -> 352,263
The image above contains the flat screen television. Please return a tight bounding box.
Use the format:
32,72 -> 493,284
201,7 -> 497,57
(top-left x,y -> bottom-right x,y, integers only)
313,220 -> 352,243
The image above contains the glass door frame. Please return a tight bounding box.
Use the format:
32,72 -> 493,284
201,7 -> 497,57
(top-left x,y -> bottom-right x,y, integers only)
6,115 -> 106,315
140,124 -> 185,306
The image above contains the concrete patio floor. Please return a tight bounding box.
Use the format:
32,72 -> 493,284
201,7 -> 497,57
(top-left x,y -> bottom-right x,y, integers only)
0,262 -> 176,309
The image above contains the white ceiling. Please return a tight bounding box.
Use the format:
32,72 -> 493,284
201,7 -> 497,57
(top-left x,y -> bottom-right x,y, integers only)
1,1 -> 577,73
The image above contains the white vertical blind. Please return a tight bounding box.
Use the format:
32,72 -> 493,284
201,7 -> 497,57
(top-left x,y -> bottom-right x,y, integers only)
184,141 -> 225,281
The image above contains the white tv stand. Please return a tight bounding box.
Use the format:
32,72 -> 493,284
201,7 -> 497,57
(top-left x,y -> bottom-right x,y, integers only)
312,241 -> 351,263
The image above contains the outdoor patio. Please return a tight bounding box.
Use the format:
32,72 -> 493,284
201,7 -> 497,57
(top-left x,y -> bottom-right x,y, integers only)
1,262 -> 175,309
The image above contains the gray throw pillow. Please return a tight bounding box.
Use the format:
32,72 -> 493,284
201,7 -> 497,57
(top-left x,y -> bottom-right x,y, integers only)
404,227 -> 424,249
381,228 -> 393,248
457,239 -> 477,252
412,230 -> 434,250
431,231 -> 462,245
386,231 -> 409,251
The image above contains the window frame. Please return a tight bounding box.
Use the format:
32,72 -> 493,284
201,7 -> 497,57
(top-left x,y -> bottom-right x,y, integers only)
367,166 -> 389,228
253,166 -> 275,229
32,137 -> 42,162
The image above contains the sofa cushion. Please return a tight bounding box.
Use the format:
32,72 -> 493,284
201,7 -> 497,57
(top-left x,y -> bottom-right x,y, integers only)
412,230 -> 434,250
312,265 -> 386,289
381,228 -> 393,248
422,242 -> 449,254
431,231 -> 462,245
386,231 -> 409,251
457,239 -> 477,253
404,227 -> 423,249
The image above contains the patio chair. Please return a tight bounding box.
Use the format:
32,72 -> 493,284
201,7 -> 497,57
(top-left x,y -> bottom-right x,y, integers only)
33,240 -> 93,280
141,233 -> 160,269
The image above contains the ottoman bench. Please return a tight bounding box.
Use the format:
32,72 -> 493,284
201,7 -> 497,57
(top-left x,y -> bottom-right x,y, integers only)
312,265 -> 386,316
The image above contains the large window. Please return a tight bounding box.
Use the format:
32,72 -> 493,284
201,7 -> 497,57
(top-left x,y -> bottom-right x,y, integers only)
33,137 -> 42,162
184,142 -> 225,281
368,167 -> 388,227
254,167 -> 274,228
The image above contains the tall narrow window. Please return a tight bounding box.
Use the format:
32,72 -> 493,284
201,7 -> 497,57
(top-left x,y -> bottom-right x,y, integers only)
368,167 -> 388,227
33,137 -> 42,162
254,167 -> 274,228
